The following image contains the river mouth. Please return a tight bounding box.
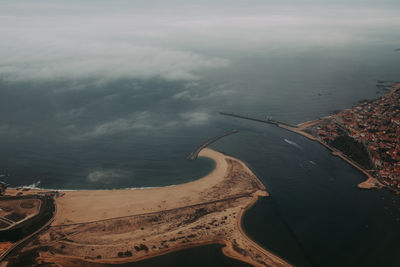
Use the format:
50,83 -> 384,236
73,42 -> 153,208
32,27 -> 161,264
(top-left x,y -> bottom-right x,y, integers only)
1,4 -> 400,265
217,130 -> 400,267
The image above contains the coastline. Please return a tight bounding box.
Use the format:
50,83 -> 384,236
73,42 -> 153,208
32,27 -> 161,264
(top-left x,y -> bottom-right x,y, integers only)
277,82 -> 400,192
278,123 -> 383,190
3,148 -> 291,267
50,148 -> 229,225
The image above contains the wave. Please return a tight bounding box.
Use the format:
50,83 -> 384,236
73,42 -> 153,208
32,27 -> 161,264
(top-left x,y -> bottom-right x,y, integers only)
15,181 -> 177,192
121,184 -> 177,190
22,180 -> 41,189
284,139 -> 303,150
309,161 -> 317,165
15,181 -> 77,191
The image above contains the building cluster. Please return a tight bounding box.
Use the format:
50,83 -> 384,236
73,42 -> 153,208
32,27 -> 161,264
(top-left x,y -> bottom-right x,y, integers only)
313,87 -> 400,189
315,123 -> 340,143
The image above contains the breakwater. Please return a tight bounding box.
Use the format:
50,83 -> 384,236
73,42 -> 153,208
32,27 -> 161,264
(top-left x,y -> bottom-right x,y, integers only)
188,129 -> 239,160
219,112 -> 297,128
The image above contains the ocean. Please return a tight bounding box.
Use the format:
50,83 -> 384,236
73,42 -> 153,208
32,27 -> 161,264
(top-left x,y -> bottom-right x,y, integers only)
1,4 -> 400,265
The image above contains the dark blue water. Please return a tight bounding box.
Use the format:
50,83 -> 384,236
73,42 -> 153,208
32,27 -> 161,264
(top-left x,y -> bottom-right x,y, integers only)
110,244 -> 252,267
211,127 -> 400,266
0,45 -> 399,266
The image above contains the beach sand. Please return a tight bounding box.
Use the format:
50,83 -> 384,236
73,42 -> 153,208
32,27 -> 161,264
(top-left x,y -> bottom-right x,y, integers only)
52,148 -> 230,225
7,148 -> 291,267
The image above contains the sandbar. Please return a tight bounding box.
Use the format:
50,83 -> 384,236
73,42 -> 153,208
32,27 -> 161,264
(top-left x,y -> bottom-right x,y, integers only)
6,148 -> 291,267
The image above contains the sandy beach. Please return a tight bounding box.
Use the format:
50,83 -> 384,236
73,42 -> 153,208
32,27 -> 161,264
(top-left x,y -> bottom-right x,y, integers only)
5,148 -> 291,267
52,148 -> 230,225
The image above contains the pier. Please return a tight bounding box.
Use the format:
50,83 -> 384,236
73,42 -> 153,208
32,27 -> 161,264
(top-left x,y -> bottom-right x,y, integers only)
188,129 -> 239,160
219,112 -> 297,128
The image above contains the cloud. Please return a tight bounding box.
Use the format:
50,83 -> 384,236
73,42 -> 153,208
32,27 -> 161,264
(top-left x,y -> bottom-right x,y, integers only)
173,81 -> 236,101
76,112 -> 152,138
0,39 -> 229,82
87,169 -> 129,183
180,112 -> 210,126
72,110 -> 211,139
172,90 -> 191,100
0,8 -> 231,83
1,3 -> 399,84
173,84 -> 235,101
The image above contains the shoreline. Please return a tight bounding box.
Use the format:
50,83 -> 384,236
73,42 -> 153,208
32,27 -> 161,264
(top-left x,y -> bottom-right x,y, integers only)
277,82 -> 400,193
278,123 -> 384,190
3,148 -> 291,267
51,148 -> 230,225
7,157 -> 216,193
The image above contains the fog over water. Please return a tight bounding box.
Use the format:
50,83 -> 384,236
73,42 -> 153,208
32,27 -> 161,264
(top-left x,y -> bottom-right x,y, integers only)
1,1 -> 400,266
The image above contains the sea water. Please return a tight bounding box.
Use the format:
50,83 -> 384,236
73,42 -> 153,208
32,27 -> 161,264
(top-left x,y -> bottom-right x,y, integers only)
0,37 -> 399,267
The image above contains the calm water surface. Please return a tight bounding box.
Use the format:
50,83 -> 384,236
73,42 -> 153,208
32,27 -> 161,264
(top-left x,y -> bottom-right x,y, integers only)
1,46 -> 399,266
110,244 -> 252,267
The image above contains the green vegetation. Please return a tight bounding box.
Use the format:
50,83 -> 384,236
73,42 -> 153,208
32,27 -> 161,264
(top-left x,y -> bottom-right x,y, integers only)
330,135 -> 373,169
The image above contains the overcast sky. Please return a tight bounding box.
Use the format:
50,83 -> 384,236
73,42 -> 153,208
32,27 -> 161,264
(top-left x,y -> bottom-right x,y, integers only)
1,0 -> 399,83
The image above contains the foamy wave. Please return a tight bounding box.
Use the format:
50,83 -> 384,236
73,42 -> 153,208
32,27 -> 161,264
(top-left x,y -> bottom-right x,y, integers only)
17,181 -> 77,191
121,184 -> 177,190
14,183 -> 177,192
22,180 -> 41,189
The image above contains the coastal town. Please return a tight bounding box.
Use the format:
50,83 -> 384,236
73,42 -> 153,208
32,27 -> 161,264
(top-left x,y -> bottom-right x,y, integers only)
298,82 -> 400,192
220,82 -> 400,193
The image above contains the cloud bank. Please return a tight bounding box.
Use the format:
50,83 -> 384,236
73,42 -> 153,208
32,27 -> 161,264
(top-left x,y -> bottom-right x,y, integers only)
1,2 -> 399,83
0,38 -> 228,82
73,110 -> 211,139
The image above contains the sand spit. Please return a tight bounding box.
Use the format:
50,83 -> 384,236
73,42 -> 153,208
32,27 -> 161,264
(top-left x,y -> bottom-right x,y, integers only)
10,148 -> 291,267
